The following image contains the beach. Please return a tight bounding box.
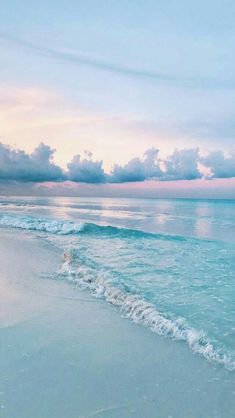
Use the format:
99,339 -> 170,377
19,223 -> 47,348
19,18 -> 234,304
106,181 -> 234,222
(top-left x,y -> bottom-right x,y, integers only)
1,224 -> 235,418
1,1 -> 235,415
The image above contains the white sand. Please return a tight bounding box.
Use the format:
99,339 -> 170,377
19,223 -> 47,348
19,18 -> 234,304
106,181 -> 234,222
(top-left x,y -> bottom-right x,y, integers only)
0,228 -> 235,418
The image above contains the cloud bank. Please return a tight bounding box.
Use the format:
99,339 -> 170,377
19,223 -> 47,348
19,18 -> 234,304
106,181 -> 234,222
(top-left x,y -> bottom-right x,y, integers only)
0,142 -> 235,183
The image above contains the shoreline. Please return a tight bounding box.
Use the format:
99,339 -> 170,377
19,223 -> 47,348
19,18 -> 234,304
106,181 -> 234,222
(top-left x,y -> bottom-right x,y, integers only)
1,228 -> 235,417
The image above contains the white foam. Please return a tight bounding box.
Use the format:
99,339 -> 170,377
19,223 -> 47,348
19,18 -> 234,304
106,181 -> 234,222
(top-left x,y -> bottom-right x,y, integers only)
0,214 -> 84,235
58,250 -> 235,371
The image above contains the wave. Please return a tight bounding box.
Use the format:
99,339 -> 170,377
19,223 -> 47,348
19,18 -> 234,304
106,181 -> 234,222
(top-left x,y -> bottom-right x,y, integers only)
57,249 -> 235,371
1,211 -> 234,370
0,213 -> 206,242
0,214 -> 84,235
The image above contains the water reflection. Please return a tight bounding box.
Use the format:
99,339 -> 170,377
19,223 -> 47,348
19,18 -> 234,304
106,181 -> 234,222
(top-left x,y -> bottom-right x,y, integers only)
0,196 -> 235,242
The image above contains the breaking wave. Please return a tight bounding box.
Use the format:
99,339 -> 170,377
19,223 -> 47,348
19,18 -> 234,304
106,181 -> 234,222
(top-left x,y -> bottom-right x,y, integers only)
0,214 -> 84,235
57,249 -> 235,371
1,211 -> 234,371
0,213 -> 206,242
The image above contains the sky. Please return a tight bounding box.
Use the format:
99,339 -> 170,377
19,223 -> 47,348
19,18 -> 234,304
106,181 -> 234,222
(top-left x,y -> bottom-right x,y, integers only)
0,0 -> 235,198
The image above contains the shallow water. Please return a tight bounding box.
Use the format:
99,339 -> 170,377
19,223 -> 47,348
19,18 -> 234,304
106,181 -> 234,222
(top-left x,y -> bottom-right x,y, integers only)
0,196 -> 235,371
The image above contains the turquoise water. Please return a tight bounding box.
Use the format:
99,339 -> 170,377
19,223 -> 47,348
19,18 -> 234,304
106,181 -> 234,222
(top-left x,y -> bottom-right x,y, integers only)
0,196 -> 235,370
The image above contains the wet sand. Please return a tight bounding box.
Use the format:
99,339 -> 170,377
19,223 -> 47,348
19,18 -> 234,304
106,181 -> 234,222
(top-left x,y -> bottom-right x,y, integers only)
1,228 -> 235,418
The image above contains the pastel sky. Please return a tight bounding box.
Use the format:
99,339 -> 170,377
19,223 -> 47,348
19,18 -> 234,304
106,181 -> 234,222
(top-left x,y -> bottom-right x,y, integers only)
0,0 -> 235,197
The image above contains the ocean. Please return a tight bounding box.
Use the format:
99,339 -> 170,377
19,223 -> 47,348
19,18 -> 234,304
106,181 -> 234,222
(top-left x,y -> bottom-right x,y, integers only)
1,195 -> 235,374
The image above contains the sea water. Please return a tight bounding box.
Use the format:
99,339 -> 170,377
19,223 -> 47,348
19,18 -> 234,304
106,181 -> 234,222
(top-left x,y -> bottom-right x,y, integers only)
0,196 -> 235,372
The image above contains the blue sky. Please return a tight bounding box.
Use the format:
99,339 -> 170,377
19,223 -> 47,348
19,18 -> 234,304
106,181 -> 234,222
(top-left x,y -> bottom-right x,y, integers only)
0,1 -> 235,196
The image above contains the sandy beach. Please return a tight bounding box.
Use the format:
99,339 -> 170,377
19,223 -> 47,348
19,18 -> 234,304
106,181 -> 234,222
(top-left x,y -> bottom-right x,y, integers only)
0,227 -> 235,418
1,1 -> 235,416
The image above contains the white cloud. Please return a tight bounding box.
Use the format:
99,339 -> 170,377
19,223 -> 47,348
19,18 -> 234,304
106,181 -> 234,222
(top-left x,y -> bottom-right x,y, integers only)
67,151 -> 106,183
111,147 -> 162,182
163,148 -> 202,180
0,142 -> 65,182
201,149 -> 235,178
0,142 -> 235,183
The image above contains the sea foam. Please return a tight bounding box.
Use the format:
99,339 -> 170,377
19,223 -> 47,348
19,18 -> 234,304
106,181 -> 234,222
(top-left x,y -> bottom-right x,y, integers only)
58,249 -> 235,371
0,213 -> 203,243
1,212 -> 233,371
0,214 -> 84,235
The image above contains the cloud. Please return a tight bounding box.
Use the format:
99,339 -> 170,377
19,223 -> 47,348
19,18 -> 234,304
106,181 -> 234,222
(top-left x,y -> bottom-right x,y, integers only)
201,149 -> 235,178
110,147 -> 162,182
0,142 -> 65,182
0,32 -> 176,84
110,147 -> 203,182
163,148 -> 202,180
67,151 -> 106,183
0,142 -> 235,184
0,32 -> 233,90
